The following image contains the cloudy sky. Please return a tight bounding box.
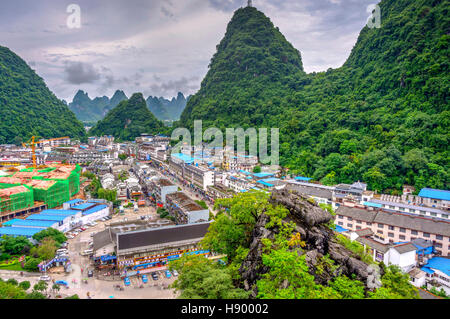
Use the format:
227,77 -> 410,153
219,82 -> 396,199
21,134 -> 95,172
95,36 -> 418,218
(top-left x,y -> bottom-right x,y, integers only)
0,0 -> 379,102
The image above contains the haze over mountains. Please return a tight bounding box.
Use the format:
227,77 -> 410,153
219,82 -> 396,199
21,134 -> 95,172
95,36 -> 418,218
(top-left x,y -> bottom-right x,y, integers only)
69,90 -> 189,123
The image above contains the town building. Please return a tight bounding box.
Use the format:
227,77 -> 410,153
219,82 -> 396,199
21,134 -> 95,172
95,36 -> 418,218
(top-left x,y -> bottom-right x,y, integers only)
335,206 -> 450,256
93,221 -> 212,275
165,192 -> 209,224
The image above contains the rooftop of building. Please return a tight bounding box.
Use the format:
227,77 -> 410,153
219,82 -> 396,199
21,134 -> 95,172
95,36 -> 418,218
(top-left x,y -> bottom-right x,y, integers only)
3,219 -> 57,228
421,257 -> 450,276
418,188 -> 450,201
166,192 -> 206,212
116,222 -> 211,253
336,206 -> 450,237
0,226 -> 47,237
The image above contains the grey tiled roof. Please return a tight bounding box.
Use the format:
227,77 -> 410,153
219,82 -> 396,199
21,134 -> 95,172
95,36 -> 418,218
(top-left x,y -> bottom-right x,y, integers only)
356,236 -> 390,253
393,243 -> 417,254
286,183 -> 333,200
336,206 -> 450,237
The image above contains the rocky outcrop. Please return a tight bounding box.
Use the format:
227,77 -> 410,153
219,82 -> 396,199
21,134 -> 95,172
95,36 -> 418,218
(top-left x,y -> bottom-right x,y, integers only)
239,189 -> 377,298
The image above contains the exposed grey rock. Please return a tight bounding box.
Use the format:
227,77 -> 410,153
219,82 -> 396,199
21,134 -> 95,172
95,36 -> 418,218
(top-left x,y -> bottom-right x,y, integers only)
239,189 -> 374,298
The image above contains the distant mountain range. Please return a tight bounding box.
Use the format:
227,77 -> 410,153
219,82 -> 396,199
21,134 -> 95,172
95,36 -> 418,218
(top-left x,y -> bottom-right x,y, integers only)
68,90 -> 128,123
69,90 -> 189,123
146,92 -> 191,121
88,93 -> 166,141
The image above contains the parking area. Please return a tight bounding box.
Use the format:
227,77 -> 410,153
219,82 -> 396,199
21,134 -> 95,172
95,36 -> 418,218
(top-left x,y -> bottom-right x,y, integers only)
45,204 -> 179,299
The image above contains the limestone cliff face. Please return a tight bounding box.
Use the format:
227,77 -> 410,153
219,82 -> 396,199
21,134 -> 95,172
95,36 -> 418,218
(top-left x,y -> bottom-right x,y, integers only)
239,189 -> 380,298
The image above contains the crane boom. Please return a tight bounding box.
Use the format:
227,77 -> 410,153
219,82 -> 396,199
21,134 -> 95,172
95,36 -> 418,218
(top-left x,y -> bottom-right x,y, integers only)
22,136 -> 70,168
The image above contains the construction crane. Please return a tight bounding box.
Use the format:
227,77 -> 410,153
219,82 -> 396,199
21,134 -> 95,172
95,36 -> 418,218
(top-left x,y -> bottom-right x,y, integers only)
22,136 -> 70,168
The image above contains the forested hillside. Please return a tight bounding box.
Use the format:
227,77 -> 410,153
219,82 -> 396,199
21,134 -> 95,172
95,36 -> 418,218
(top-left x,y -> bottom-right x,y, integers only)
0,46 -> 87,144
88,93 -> 166,141
179,0 -> 449,193
146,92 -> 189,121
69,90 -> 128,123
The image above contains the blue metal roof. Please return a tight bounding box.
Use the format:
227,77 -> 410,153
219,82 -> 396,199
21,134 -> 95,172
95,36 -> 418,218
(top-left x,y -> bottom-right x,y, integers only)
295,176 -> 312,182
335,225 -> 348,233
257,180 -> 274,187
363,201 -> 383,208
422,257 -> 450,276
2,219 -> 22,226
26,214 -> 68,222
239,170 -> 252,175
39,209 -> 79,216
82,205 -> 108,216
418,188 -> 450,201
420,267 -> 435,275
8,219 -> 57,228
253,172 -> 275,178
0,227 -> 47,237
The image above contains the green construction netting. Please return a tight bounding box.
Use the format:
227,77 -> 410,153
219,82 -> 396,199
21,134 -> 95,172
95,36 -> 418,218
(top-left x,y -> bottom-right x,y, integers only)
0,185 -> 34,213
37,167 -> 57,173
0,183 -> 22,189
31,180 -> 70,209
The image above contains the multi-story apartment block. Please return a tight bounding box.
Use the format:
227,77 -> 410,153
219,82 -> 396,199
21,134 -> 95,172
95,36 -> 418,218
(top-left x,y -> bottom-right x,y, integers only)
335,206 -> 450,257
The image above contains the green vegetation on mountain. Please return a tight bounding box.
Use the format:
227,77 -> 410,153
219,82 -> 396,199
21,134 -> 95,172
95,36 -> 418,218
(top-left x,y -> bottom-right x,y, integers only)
179,0 -> 449,193
88,93 -> 166,141
147,92 -> 189,121
69,90 -> 128,123
0,46 -> 87,144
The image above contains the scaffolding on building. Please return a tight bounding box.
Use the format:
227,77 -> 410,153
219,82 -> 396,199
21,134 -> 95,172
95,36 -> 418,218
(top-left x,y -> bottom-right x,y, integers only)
0,185 -> 34,214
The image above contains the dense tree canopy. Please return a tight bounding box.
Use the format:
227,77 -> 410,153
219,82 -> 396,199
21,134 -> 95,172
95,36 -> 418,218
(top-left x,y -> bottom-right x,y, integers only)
0,46 -> 86,144
89,93 -> 167,141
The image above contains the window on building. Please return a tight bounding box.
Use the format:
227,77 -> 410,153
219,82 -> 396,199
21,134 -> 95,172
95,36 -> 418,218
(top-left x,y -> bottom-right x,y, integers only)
377,230 -> 383,235
356,226 -> 361,230
388,233 -> 394,238
435,249 -> 442,255
366,222 -> 372,226
411,237 -> 417,241
347,224 -> 353,228
338,222 -> 343,226
430,213 -> 437,217
423,233 -> 430,238
436,235 -> 443,240
400,228 -> 406,233
399,235 -> 405,240
388,226 -> 394,230
435,243 -> 442,248
378,223 -> 384,228
411,230 -> 418,235
348,217 -> 353,221
400,207 -> 405,211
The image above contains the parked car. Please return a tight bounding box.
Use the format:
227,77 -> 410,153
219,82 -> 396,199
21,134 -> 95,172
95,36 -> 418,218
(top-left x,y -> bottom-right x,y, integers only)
60,242 -> 68,248
66,235 -> 74,239
172,270 -> 179,277
80,227 -> 86,231
90,222 -> 98,226
88,270 -> 94,278
165,270 -> 172,279
151,272 -> 158,281
39,275 -> 51,281
124,277 -> 131,286
142,275 -> 148,283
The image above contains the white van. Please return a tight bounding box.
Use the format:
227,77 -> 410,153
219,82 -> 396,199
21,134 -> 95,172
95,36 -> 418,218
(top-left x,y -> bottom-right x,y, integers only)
56,248 -> 68,254
82,249 -> 93,256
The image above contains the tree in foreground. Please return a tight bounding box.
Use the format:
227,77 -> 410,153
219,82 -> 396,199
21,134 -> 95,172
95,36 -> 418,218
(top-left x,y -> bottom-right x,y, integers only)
169,254 -> 249,299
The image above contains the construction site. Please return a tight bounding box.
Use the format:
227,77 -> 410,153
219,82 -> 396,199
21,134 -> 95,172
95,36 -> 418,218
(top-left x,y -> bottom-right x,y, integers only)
0,164 -> 82,224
